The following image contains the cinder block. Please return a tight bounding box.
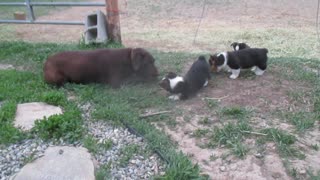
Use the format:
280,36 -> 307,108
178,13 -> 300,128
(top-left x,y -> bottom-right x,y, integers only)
84,10 -> 108,44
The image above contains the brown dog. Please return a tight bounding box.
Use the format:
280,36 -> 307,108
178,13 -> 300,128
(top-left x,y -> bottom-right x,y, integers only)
43,48 -> 159,88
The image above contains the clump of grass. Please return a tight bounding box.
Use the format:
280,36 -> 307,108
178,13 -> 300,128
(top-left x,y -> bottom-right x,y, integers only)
208,121 -> 252,158
192,129 -> 210,138
83,135 -> 99,154
33,108 -> 84,143
119,144 -> 140,167
0,101 -> 24,144
95,162 -> 112,180
41,91 -> 67,106
205,99 -> 219,108
155,151 -> 206,180
284,112 -> 316,132
258,128 -> 304,159
198,117 -> 210,125
220,106 -> 250,120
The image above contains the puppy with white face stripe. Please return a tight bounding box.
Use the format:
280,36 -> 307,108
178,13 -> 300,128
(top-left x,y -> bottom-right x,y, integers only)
159,56 -> 211,100
209,48 -> 269,79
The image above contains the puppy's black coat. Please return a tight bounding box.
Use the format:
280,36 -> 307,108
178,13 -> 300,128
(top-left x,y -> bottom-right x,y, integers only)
230,42 -> 250,51
159,56 -> 211,100
209,48 -> 268,79
226,48 -> 268,70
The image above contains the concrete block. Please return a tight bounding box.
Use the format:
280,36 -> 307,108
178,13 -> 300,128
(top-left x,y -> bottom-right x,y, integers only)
84,10 -> 108,44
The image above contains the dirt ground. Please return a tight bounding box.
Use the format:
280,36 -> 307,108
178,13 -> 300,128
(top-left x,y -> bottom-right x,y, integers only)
4,0 -> 320,179
155,63 -> 319,179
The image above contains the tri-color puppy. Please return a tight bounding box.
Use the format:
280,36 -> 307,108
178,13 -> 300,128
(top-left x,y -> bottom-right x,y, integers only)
159,56 -> 211,100
209,48 -> 268,79
230,42 -> 250,51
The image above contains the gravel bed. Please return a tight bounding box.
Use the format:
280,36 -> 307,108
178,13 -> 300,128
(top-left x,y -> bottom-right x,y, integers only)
0,102 -> 165,180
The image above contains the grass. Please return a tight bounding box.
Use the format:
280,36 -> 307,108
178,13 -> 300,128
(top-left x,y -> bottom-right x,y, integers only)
220,106 -> 250,120
0,38 -> 320,179
208,121 -> 252,158
0,0 -> 85,20
258,128 -> 305,159
283,112 -> 316,132
119,144 -> 140,167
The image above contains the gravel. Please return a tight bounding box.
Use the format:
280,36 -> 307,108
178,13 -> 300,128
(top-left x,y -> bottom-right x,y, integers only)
0,102 -> 165,180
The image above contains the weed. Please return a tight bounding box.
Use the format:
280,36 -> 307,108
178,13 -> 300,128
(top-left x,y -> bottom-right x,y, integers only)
155,151 -> 207,180
41,91 -> 67,106
307,170 -> 320,180
209,154 -> 218,161
119,144 -> 140,167
192,129 -> 210,138
198,117 -> 210,125
22,152 -> 37,165
284,112 -> 316,132
259,128 -> 304,159
100,139 -> 113,150
208,121 -> 251,158
83,135 -> 99,154
311,144 -> 319,151
33,108 -> 84,142
95,162 -> 112,180
205,99 -> 219,109
220,106 -> 250,120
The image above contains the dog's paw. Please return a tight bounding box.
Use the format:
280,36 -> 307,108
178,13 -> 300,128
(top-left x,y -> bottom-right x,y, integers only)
254,68 -> 265,76
229,74 -> 239,79
168,95 -> 180,101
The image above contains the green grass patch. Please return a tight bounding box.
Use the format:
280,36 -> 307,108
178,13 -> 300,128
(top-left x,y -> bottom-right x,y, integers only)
192,129 -> 210,138
33,107 -> 84,142
258,128 -> 304,159
208,121 -> 252,158
95,162 -> 112,180
119,144 -> 140,167
220,106 -> 250,120
284,112 -> 316,132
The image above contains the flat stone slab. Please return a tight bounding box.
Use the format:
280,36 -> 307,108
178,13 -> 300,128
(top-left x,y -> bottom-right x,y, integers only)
14,102 -> 63,131
12,146 -> 95,180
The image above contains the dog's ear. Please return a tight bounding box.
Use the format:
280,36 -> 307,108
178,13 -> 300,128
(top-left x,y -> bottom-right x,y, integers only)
230,42 -> 237,47
131,48 -> 144,71
216,54 -> 225,65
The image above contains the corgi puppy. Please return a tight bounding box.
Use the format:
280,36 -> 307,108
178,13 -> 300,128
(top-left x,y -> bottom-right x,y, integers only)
159,56 -> 211,100
230,42 -> 250,51
209,48 -> 268,79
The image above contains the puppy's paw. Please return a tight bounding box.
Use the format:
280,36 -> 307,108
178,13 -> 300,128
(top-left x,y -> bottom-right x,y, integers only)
251,66 -> 257,72
254,68 -> 265,76
229,74 -> 239,79
203,80 -> 208,87
168,95 -> 180,101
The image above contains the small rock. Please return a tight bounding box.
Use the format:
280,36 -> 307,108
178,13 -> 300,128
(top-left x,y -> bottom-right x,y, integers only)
299,169 -> 306,174
219,166 -> 226,172
58,149 -> 64,155
255,153 -> 263,158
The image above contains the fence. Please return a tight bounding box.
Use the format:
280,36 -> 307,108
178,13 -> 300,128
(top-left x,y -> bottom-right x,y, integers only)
0,1 -> 105,25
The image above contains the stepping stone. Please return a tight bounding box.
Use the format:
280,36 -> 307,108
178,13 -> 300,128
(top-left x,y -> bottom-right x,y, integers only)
0,64 -> 14,70
14,102 -> 63,131
12,146 -> 95,180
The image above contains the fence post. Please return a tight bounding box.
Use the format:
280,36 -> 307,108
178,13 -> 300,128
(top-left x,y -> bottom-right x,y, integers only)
105,0 -> 122,43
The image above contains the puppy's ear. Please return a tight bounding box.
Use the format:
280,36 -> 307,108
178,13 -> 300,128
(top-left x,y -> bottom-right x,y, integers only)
216,54 -> 225,65
230,42 -> 237,47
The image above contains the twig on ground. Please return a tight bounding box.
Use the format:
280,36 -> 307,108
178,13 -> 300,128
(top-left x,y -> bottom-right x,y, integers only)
203,95 -> 229,101
140,111 -> 172,118
241,130 -> 267,136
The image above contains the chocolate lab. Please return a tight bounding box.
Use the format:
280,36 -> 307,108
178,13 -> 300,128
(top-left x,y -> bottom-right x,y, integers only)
43,48 -> 159,88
